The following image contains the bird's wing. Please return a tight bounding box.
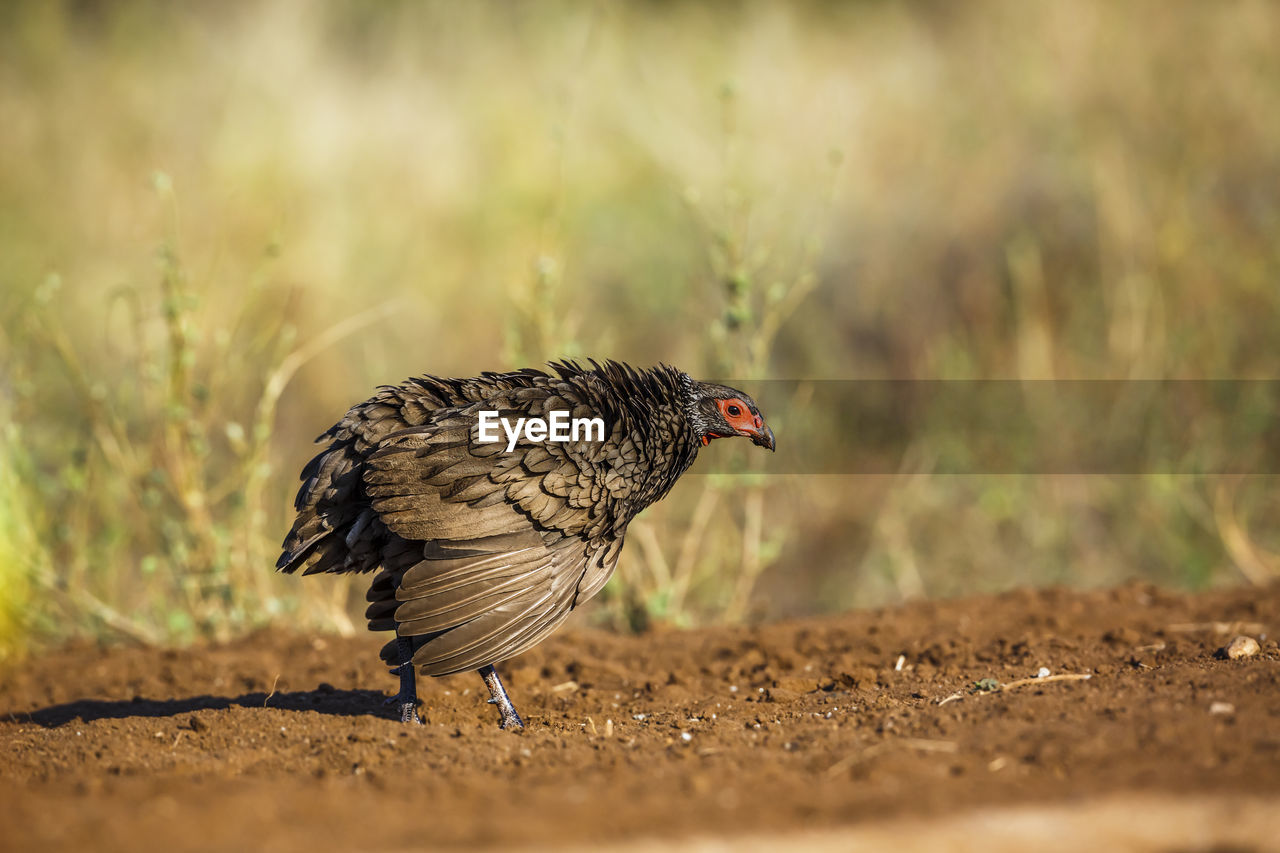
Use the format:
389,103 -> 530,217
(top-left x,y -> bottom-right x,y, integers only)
361,391 -> 624,673
389,531 -> 590,675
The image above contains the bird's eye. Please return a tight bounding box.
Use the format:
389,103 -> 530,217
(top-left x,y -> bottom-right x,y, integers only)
726,405 -> 741,417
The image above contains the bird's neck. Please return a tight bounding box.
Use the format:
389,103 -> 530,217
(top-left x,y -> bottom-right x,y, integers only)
625,396 -> 702,514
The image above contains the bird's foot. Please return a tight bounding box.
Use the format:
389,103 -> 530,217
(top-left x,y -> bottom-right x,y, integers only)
400,700 -> 423,725
479,664 -> 525,731
384,692 -> 423,724
390,636 -> 422,724
487,696 -> 525,730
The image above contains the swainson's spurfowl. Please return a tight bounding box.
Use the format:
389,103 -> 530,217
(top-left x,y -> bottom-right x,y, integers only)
277,360 -> 774,729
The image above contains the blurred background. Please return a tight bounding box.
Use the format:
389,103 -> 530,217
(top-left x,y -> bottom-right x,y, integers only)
2,0 -> 1278,659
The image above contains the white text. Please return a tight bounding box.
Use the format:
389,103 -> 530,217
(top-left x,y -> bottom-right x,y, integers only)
477,410 -> 605,452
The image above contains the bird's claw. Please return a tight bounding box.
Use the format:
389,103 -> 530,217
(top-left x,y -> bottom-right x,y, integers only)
386,693 -> 423,724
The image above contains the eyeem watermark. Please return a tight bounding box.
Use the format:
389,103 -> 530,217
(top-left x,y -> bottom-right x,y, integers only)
477,410 -> 605,452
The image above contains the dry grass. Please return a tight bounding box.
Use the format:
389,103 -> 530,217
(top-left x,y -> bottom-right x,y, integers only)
2,1 -> 1279,653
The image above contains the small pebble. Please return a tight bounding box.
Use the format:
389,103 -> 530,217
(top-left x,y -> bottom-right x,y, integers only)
680,731 -> 692,743
1209,701 -> 1235,716
1036,667 -> 1051,678
1219,636 -> 1260,660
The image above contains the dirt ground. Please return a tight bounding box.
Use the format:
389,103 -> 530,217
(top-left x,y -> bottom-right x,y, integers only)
2,582 -> 1278,852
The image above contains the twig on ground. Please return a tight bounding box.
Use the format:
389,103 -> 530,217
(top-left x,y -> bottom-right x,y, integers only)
264,673 -> 280,707
937,672 -> 1093,706
1000,672 -> 1093,691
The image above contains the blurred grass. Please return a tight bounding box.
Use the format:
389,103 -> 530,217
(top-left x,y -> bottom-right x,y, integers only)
1,0 -> 1278,654
0,417 -> 40,664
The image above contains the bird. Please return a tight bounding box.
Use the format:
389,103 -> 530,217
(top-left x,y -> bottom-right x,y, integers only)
276,359 -> 775,729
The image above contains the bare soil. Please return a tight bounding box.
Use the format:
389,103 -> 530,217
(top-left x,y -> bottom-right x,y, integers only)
2,583 -> 1279,852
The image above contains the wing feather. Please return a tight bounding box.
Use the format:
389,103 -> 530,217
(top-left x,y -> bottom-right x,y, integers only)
396,534 -> 588,675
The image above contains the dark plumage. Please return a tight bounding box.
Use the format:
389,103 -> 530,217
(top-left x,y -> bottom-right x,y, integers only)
277,359 -> 774,728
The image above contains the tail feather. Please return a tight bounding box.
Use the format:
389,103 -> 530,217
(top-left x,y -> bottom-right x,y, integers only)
275,529 -> 326,573
277,437 -> 381,575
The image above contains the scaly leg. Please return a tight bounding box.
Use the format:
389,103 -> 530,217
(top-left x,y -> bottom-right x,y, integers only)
389,636 -> 422,724
479,664 -> 524,730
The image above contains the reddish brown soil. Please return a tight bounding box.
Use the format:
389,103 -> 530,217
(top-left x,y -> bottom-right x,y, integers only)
2,583 -> 1279,852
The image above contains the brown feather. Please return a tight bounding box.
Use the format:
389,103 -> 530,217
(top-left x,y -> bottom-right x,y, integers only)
277,360 -> 767,683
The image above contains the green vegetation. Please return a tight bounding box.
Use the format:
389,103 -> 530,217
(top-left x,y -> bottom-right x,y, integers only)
1,1 -> 1278,655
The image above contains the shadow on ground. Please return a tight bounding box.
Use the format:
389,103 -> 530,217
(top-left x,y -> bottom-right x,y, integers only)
7,686 -> 397,727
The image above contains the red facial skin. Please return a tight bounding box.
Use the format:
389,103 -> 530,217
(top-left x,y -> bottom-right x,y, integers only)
700,397 -> 766,446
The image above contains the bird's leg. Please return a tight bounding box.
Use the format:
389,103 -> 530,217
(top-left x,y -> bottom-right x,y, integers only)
389,636 -> 422,724
479,665 -> 524,730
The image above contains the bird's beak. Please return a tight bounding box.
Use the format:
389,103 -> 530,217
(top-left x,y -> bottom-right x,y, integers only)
749,425 -> 776,452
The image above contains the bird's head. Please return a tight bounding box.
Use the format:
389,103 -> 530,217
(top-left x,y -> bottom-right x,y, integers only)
683,379 -> 775,452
